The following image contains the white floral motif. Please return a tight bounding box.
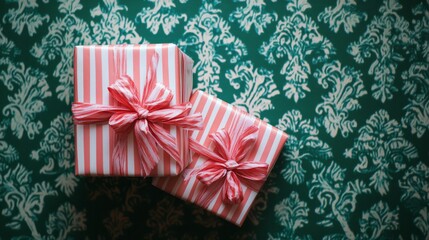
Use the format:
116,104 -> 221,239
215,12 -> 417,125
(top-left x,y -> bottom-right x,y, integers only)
0,62 -> 52,139
407,1 -> 429,63
399,162 -> 429,238
226,61 -> 279,118
0,30 -> 19,165
268,191 -> 310,239
318,0 -> 367,34
259,0 -> 335,102
0,27 -> 20,65
136,0 -> 187,35
90,0 -> 142,44
0,164 -> 58,239
46,203 -> 87,240
345,109 -> 418,195
359,201 -> 399,239
309,161 -> 370,239
277,110 -> 332,185
402,63 -> 429,138
314,61 -> 367,138
401,3 -> 429,138
229,0 -> 278,35
415,208 -> 429,239
0,123 -> 18,165
31,0 -> 91,105
2,0 -> 49,36
179,1 -> 247,95
31,113 -> 77,196
348,0 -> 411,103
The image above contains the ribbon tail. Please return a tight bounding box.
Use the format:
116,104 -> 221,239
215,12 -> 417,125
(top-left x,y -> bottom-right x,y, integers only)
135,120 -> 159,176
222,172 -> 243,205
149,103 -> 203,129
196,179 -> 224,208
72,102 -> 127,124
148,122 -> 181,169
235,162 -> 269,191
182,164 -> 206,182
189,139 -> 226,163
164,112 -> 203,130
180,112 -> 203,129
111,134 -> 128,175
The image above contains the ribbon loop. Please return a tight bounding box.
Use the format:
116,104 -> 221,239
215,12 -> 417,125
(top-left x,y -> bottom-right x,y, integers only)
108,75 -> 141,111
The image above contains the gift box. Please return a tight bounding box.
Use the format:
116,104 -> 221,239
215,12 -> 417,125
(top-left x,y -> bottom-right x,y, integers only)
72,44 -> 199,177
152,90 -> 288,226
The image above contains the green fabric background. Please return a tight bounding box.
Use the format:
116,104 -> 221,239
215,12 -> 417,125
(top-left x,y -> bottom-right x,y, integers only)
0,0 -> 428,239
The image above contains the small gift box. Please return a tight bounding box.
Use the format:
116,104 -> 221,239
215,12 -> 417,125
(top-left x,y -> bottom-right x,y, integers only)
72,44 -> 201,177
152,90 -> 288,226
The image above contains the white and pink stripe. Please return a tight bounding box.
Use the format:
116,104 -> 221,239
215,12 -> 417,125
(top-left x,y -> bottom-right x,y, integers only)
152,90 -> 288,226
74,44 -> 194,177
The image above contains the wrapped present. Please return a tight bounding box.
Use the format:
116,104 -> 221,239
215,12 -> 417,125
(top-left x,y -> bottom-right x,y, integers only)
152,90 -> 288,226
72,44 -> 201,177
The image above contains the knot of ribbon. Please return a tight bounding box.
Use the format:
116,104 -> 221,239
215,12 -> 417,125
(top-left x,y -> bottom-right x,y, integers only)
186,120 -> 268,206
72,53 -> 202,175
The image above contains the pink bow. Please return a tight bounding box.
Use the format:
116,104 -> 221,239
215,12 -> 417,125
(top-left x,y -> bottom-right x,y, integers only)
186,119 -> 268,206
72,54 -> 202,175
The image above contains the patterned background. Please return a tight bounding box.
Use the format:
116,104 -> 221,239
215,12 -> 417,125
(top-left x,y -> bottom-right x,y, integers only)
0,0 -> 428,239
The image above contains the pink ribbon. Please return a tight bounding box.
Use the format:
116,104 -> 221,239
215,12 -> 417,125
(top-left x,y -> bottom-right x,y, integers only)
185,118 -> 268,206
72,52 -> 202,176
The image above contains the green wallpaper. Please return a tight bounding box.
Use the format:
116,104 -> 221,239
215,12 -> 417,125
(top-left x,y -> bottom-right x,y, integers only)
0,0 -> 428,239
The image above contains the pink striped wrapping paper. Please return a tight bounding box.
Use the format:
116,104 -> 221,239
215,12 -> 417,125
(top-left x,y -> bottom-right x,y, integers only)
152,90 -> 288,226
73,44 -> 194,177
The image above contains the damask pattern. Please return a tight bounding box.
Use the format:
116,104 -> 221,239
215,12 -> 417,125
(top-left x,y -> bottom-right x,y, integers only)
0,62 -> 51,139
314,60 -> 367,138
226,60 -> 279,118
0,0 -> 428,239
2,0 -> 49,37
318,0 -> 367,34
179,1 -> 247,95
348,0 -> 411,103
136,0 -> 187,35
229,0 -> 277,35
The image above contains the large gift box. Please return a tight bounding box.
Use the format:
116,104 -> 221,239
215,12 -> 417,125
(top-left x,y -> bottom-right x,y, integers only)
72,44 -> 199,177
152,90 -> 288,226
